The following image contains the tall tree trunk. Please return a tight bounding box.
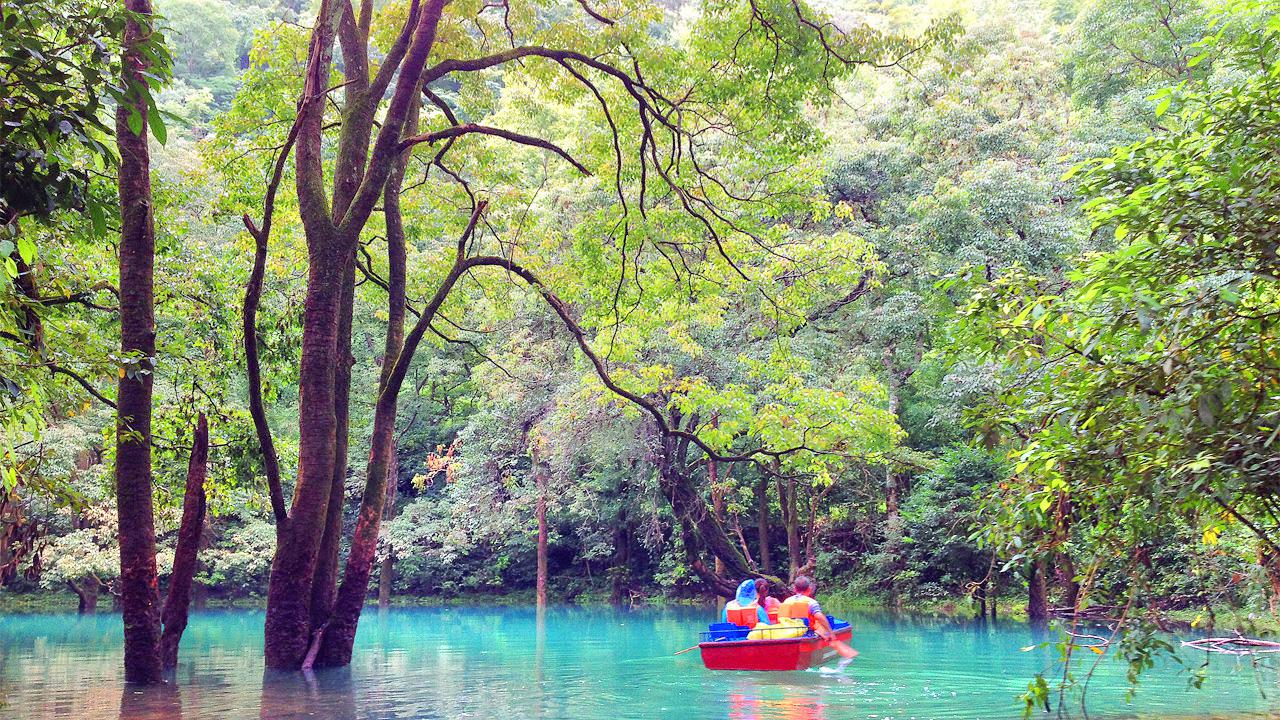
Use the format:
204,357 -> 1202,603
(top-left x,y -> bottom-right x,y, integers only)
710,440 -> 725,582
261,0 -> 347,670
778,477 -> 802,579
756,477 -> 771,575
114,0 -> 163,683
1053,492 -> 1079,607
536,469 -> 548,610
160,413 -> 208,669
377,447 -> 399,609
609,513 -> 630,606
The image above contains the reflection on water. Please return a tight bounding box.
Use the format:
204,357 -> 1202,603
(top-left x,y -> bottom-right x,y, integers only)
0,606 -> 1278,719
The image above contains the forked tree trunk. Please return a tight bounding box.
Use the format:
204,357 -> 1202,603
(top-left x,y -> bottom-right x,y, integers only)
311,82 -> 428,668
654,432 -> 772,598
69,577 -> 100,614
261,0 -> 345,669
160,413 -> 208,669
264,0 -> 449,670
114,0 -> 163,684
263,241 -> 348,669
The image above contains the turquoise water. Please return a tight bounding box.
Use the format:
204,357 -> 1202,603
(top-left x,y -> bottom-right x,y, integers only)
1,606 -> 1278,719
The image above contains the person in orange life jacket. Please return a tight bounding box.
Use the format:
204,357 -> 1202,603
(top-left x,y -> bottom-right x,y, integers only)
780,575 -> 832,637
754,578 -> 781,624
722,578 -> 771,627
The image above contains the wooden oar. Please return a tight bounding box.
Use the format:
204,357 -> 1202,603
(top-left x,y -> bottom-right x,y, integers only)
817,626 -> 858,659
673,643 -> 701,656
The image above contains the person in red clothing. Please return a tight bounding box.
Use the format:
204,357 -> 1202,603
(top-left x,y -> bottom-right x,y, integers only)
754,578 -> 781,624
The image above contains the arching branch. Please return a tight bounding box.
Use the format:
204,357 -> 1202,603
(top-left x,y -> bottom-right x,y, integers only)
400,123 -> 591,176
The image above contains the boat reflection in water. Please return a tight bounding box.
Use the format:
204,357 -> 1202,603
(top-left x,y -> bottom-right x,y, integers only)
727,679 -> 830,720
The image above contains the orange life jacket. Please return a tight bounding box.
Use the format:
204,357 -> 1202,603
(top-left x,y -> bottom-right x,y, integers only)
762,596 -> 781,624
780,594 -> 821,627
724,600 -> 761,628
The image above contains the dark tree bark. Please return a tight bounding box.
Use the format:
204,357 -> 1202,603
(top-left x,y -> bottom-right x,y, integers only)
160,413 -> 208,669
263,236 -> 347,669
1027,558 -> 1050,625
609,511 -> 630,606
654,431 -> 769,598
68,577 -> 101,614
1053,492 -> 1079,607
310,265 -> 355,629
377,447 -> 399,609
114,0 -> 163,684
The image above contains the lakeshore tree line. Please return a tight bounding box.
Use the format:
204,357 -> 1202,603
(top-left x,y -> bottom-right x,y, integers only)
2,0 -> 1280,691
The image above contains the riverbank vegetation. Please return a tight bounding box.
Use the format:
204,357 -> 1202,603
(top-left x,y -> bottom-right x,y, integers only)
3,0 -> 1280,697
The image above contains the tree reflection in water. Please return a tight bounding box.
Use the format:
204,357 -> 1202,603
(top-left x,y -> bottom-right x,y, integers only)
258,667 -> 358,720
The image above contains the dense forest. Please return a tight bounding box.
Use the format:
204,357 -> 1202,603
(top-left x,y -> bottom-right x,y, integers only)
3,0 -> 1280,693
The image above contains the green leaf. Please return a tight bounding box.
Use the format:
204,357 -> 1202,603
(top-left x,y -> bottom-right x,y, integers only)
16,235 -> 35,264
127,107 -> 143,136
147,107 -> 166,145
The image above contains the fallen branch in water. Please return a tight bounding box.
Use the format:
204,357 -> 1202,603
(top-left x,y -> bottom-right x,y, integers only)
1183,633 -> 1280,655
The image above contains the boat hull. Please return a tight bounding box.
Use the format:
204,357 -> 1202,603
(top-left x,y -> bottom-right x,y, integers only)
698,626 -> 853,671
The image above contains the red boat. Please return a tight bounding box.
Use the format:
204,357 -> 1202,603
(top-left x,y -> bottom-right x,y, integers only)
698,619 -> 853,671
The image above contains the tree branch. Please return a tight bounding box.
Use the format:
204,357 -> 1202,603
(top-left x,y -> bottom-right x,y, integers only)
400,123 -> 591,176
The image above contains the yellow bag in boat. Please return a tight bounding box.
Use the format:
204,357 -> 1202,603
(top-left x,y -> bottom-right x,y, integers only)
747,617 -> 806,640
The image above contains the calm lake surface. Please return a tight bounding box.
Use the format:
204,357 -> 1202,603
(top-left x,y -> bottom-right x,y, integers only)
1,606 -> 1278,719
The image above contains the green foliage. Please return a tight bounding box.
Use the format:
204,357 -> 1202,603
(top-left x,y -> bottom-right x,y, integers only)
894,446 -> 1002,597
956,0 -> 1280,564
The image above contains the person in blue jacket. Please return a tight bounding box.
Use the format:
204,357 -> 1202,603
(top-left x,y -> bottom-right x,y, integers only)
721,578 -> 771,627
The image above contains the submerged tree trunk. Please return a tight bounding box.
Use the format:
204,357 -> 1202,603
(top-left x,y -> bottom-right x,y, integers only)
263,241 -> 347,669
263,0 -> 451,666
160,413 -> 208,669
311,83 -> 434,668
114,0 -> 163,684
69,577 -> 101,614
